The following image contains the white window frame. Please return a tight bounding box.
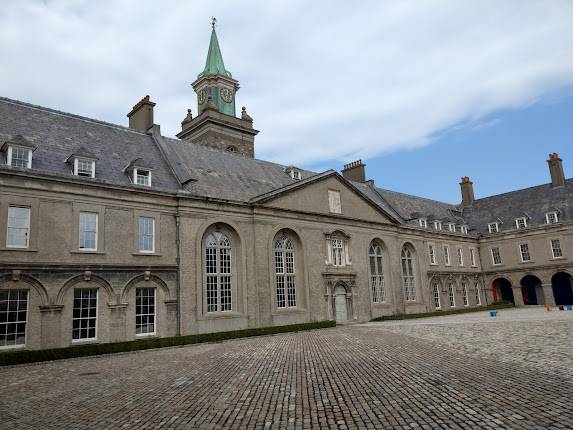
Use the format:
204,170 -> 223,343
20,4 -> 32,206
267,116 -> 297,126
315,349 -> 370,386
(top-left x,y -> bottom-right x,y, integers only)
460,225 -> 468,234
462,283 -> 469,307
6,145 -> 32,168
428,244 -> 437,265
515,217 -> 527,229
447,223 -> 455,232
457,247 -> 464,266
488,222 -> 499,233
6,206 -> 31,249
443,245 -> 451,266
328,190 -> 342,214
550,238 -> 563,259
72,288 -> 98,342
330,237 -> 345,267
401,246 -> 416,302
204,231 -> 233,313
475,282 -> 482,306
433,283 -> 441,310
491,247 -> 502,265
519,243 -> 531,262
369,243 -> 385,303
79,212 -> 98,251
289,169 -> 301,180
0,289 -> 29,349
433,221 -> 442,231
135,287 -> 156,336
274,236 -> 297,308
73,158 -> 96,178
470,248 -> 477,267
133,168 -> 152,187
138,217 -> 155,253
419,218 -> 427,228
545,212 -> 559,224
448,283 -> 456,308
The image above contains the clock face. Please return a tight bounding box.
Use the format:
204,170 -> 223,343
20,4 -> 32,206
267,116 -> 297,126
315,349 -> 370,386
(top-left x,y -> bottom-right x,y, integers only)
198,88 -> 207,105
220,87 -> 233,103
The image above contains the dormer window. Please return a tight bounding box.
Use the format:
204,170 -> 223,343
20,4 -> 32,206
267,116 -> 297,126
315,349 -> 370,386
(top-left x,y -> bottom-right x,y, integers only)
285,166 -> 302,181
488,222 -> 499,233
419,218 -> 427,228
460,225 -> 468,234
74,158 -> 95,178
447,223 -> 455,232
433,221 -> 442,231
515,217 -> 527,229
134,168 -> 151,186
546,211 -> 559,224
125,158 -> 152,187
2,135 -> 36,169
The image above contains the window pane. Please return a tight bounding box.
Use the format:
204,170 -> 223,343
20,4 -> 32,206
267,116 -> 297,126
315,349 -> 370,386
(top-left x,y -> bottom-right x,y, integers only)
72,289 -> 97,340
10,147 -> 30,168
136,288 -> 155,335
79,212 -> 97,250
138,217 -> 155,252
0,289 -> 28,347
7,207 -> 30,248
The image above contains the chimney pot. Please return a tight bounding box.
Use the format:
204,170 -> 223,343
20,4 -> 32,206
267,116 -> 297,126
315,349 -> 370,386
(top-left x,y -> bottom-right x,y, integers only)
342,159 -> 366,183
127,95 -> 156,131
547,153 -> 565,187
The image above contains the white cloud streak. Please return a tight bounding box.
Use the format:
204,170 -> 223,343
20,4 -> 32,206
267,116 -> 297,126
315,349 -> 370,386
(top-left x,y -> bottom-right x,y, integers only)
1,0 -> 572,167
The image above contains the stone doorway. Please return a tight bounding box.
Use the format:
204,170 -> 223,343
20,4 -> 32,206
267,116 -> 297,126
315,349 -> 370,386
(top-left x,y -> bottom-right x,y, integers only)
520,275 -> 542,305
492,278 -> 514,304
334,284 -> 348,322
552,272 -> 573,306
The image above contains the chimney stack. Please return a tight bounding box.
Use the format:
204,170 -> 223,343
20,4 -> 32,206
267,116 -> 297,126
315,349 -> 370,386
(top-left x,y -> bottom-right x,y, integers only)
127,95 -> 155,131
460,176 -> 475,207
547,153 -> 565,188
342,160 -> 366,183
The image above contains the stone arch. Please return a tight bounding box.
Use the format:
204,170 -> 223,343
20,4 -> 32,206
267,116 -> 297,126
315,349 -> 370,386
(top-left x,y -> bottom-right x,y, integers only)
0,273 -> 49,306
56,274 -> 115,305
491,277 -> 514,304
520,274 -> 543,305
551,271 -> 573,306
121,274 -> 172,303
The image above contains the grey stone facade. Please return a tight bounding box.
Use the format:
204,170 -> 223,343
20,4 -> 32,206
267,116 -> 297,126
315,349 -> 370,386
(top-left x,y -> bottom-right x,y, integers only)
1,31 -> 572,352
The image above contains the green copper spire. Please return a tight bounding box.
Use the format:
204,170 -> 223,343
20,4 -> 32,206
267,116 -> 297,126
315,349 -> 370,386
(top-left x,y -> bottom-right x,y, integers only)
197,18 -> 232,79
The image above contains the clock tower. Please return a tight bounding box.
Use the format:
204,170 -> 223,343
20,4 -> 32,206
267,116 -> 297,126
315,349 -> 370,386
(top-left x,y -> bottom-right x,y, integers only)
177,19 -> 258,158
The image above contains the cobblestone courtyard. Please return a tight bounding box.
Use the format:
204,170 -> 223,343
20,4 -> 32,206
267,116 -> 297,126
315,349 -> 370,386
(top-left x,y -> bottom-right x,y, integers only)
1,308 -> 572,429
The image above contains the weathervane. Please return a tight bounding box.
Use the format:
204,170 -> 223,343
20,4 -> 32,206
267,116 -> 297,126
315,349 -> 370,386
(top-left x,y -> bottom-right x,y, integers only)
211,16 -> 217,30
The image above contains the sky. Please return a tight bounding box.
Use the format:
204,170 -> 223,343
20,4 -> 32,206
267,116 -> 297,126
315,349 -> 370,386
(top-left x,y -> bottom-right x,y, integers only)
1,0 -> 572,203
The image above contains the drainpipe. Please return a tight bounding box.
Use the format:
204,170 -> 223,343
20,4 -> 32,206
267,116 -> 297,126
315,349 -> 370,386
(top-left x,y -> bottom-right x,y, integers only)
175,211 -> 182,336
476,242 -> 489,306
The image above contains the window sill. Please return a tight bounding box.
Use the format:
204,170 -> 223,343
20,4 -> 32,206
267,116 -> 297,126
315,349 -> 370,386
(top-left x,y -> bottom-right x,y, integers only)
203,312 -> 244,319
132,252 -> 162,257
550,256 -> 566,261
519,260 -> 535,265
0,344 -> 26,351
136,333 -> 157,338
372,302 -> 392,307
71,339 -> 98,345
70,250 -> 106,255
273,307 -> 308,315
1,247 -> 38,252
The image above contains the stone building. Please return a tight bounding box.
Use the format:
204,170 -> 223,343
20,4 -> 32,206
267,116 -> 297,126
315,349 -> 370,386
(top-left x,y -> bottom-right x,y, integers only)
1,27 -> 571,351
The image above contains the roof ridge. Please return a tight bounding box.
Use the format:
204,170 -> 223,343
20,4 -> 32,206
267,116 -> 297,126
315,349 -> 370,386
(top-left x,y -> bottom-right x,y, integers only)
473,178 -> 572,203
0,96 -> 149,136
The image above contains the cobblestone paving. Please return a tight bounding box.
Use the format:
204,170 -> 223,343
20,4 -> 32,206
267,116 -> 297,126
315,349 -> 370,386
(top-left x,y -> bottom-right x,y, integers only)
1,308 -> 572,429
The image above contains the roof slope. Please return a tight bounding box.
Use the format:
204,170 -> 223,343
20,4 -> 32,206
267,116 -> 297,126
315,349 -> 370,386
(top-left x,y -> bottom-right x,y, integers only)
0,97 -> 181,192
462,179 -> 573,234
374,187 -> 461,222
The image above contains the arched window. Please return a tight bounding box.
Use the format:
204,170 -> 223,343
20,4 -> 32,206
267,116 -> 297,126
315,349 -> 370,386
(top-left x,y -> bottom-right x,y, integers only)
205,231 -> 232,312
448,283 -> 456,308
274,236 -> 296,308
369,243 -> 385,303
401,246 -> 416,301
432,283 -> 441,310
462,282 -> 469,306
474,282 -> 481,306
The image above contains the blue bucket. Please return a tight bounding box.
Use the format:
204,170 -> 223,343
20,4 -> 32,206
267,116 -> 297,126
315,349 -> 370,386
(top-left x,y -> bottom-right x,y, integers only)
489,311 -> 497,317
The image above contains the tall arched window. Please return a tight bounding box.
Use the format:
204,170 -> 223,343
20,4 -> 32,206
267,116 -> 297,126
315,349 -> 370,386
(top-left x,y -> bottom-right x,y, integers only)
401,246 -> 416,301
432,283 -> 441,310
205,231 -> 232,312
274,236 -> 296,308
369,243 -> 385,303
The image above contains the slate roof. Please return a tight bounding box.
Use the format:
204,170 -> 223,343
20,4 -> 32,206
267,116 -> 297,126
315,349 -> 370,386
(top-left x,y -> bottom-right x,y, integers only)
1,96 -> 570,236
462,179 -> 573,234
0,97 -> 181,192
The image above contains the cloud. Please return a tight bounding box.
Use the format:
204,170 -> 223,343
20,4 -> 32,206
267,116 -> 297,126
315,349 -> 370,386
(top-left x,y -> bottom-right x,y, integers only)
0,0 -> 572,167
